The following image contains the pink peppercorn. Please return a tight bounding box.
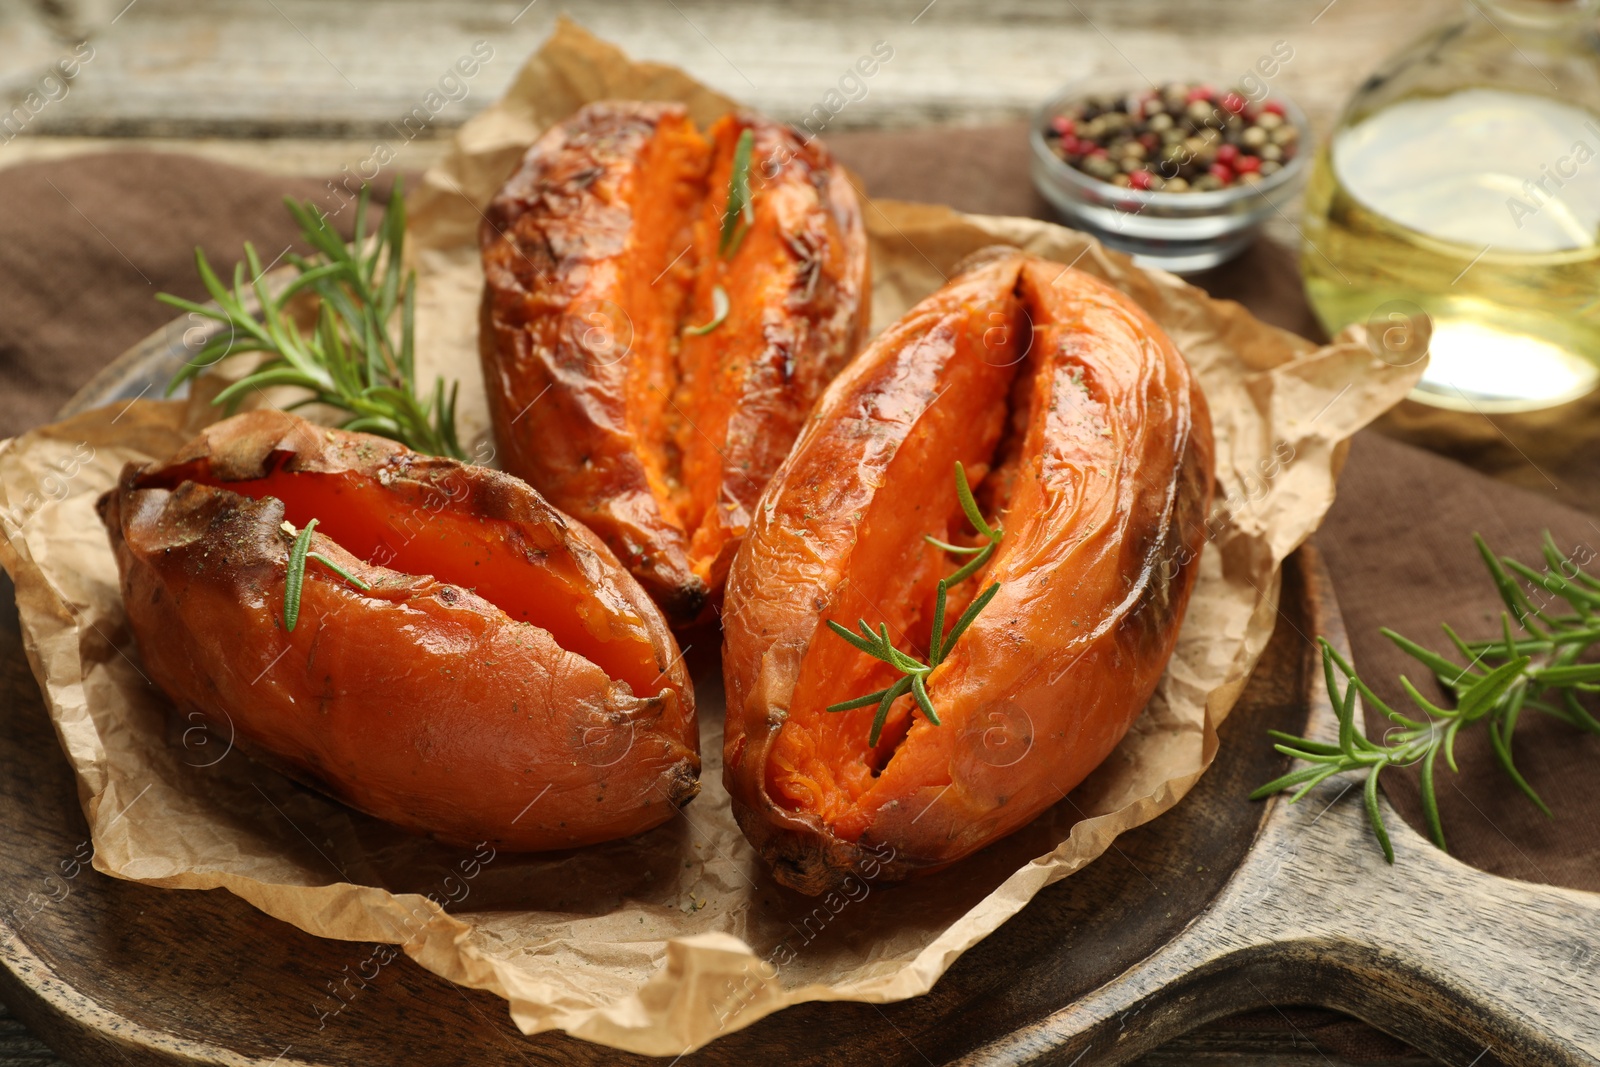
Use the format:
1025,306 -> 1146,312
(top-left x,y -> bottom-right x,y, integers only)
1208,162 -> 1234,184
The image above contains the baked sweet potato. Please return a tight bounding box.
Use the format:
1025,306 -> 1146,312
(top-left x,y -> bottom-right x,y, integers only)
722,250 -> 1215,894
99,410 -> 697,851
479,101 -> 869,623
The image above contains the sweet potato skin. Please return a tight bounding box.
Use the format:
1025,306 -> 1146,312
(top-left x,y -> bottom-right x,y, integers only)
479,101 -> 707,620
479,101 -> 868,621
99,410 -> 697,852
722,250 -> 1214,894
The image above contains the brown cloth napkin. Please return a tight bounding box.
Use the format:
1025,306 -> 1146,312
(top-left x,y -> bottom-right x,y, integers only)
0,155 -> 398,436
1,138 -> 1595,1065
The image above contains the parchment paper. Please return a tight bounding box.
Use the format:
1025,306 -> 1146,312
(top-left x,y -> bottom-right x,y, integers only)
0,20 -> 1425,1056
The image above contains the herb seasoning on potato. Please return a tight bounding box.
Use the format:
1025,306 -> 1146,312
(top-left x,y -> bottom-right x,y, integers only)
478,101 -> 870,623
99,410 -> 698,852
721,249 -> 1214,895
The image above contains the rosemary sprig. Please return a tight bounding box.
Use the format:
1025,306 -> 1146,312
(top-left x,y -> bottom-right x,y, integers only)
1254,532 -> 1600,862
719,129 -> 755,259
157,181 -> 464,460
282,519 -> 370,632
924,461 -> 1004,583
825,463 -> 1004,746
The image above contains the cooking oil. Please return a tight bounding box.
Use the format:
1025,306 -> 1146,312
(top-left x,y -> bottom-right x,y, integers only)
1302,87 -> 1600,412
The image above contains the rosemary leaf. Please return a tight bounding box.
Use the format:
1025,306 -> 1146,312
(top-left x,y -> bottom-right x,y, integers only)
945,543 -> 997,587
1487,715 -> 1551,817
1561,690 -> 1600,732
929,462 -> 1005,586
1382,627 -> 1479,688
685,285 -> 730,335
826,619 -> 879,657
953,461 -> 1001,542
940,582 -> 1001,660
827,687 -> 894,713
923,537 -> 989,555
306,552 -> 371,593
1418,743 -> 1445,849
719,129 -> 755,259
1250,761 -> 1334,800
1265,730 -> 1342,756
1287,765 -> 1341,804
910,674 -> 940,726
1455,657 -> 1531,721
1534,663 -> 1600,685
1474,533 -> 1551,636
1363,765 -> 1394,864
282,519 -> 371,633
283,520 -> 316,632
870,677 -> 913,747
928,581 -> 949,668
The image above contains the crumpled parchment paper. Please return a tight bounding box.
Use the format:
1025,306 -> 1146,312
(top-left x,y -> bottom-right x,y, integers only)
0,19 -> 1425,1056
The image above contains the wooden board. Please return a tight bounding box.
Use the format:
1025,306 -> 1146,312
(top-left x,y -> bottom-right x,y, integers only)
4,455 -> 1597,1062
4,335 -> 1599,1066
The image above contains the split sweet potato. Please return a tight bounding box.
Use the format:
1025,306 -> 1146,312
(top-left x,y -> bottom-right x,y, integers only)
722,250 -> 1215,894
479,101 -> 869,623
99,410 -> 697,851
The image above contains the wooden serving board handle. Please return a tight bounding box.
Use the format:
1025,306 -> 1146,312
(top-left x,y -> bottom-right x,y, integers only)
961,771 -> 1600,1066
961,552 -> 1600,1067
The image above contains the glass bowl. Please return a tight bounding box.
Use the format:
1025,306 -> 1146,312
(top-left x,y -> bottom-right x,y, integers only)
1029,80 -> 1312,273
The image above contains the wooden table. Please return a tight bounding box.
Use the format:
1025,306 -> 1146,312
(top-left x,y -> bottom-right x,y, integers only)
0,0 -> 1464,1063
0,0 -> 1454,215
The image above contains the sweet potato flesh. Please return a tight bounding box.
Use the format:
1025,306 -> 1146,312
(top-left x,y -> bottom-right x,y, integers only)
673,116 -> 858,585
617,116 -> 707,535
181,468 -> 664,698
767,287 -> 1030,838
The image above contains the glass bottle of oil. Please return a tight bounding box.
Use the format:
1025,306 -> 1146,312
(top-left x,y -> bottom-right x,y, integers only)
1302,0 -> 1600,412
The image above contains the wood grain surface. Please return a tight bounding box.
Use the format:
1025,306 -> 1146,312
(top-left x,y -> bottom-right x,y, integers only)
2,0 -> 1454,140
